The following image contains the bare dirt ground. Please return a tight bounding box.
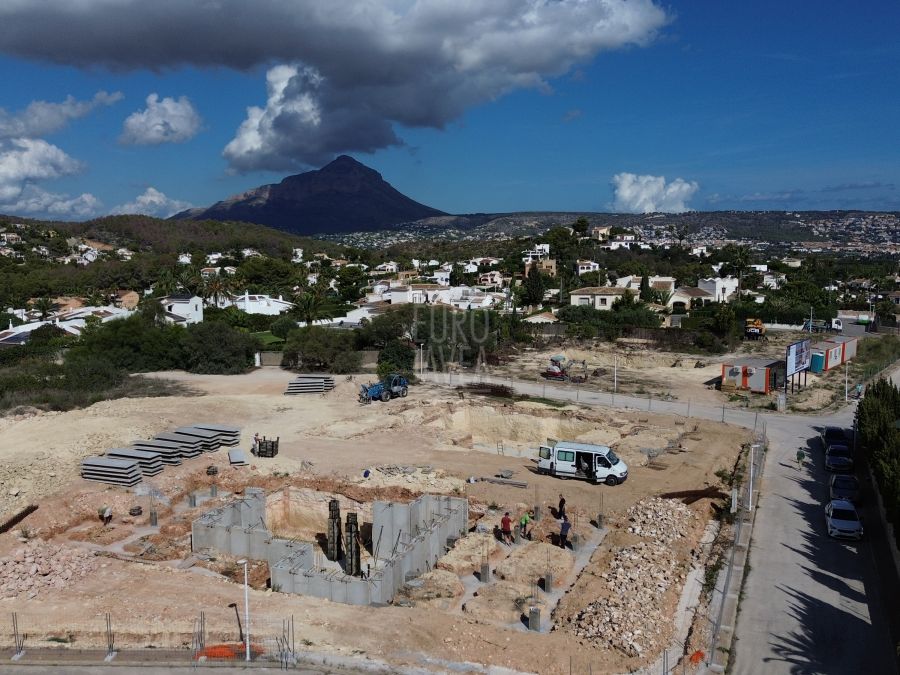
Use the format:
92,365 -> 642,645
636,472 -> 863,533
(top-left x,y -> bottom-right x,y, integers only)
495,329 -> 844,411
0,368 -> 749,674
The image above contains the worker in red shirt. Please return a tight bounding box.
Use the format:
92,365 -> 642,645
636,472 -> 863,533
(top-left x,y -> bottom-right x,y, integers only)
500,512 -> 513,545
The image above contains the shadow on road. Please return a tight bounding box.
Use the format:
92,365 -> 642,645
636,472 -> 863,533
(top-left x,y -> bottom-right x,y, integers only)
763,431 -> 897,673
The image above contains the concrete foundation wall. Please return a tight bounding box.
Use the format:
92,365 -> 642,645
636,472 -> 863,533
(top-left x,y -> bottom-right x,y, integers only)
192,490 -> 468,606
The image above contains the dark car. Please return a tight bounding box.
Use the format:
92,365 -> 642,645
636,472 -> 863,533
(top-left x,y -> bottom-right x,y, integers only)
825,444 -> 854,472
821,426 -> 849,450
829,474 -> 861,503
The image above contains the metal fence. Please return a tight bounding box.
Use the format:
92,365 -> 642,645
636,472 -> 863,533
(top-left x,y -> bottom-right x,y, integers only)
434,371 -> 772,430
0,610 -> 320,669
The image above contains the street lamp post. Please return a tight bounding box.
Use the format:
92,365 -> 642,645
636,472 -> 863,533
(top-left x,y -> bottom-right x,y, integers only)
227,603 -> 243,643
236,559 -> 250,662
845,361 -> 849,402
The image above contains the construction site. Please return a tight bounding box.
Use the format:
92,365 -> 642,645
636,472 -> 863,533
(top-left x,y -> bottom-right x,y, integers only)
0,368 -> 750,673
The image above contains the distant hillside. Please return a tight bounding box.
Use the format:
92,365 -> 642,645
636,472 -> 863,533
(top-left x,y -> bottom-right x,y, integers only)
173,155 -> 446,235
50,215 -> 342,257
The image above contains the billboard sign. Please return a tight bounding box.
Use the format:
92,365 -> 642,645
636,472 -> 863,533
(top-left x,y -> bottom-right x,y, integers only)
786,339 -> 812,377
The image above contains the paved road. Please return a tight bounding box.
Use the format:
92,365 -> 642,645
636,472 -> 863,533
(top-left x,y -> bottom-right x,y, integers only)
423,372 -> 899,674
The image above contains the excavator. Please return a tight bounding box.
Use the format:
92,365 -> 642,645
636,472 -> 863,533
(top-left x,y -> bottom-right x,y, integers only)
541,355 -> 588,383
744,318 -> 767,341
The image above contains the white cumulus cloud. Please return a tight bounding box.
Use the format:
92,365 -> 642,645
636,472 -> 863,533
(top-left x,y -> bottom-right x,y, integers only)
111,187 -> 191,217
120,94 -> 202,145
0,137 -> 83,203
0,91 -> 122,140
3,185 -> 100,218
0,0 -> 670,170
611,172 -> 699,213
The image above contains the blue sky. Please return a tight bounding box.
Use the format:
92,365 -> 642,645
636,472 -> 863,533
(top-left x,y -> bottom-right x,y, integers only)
0,0 -> 897,220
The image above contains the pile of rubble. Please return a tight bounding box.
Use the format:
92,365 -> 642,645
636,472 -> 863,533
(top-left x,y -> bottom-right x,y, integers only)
571,498 -> 697,658
0,541 -> 99,599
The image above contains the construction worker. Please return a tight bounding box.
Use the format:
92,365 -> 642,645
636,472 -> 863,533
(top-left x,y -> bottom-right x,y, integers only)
519,510 -> 533,540
559,515 -> 571,549
500,512 -> 513,545
558,494 -> 566,519
252,433 -> 260,455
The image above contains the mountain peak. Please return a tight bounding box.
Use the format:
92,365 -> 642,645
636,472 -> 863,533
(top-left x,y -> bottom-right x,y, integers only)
173,156 -> 445,234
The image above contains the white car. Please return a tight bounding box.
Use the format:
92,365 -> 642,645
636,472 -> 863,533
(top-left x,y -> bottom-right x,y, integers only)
824,499 -> 864,540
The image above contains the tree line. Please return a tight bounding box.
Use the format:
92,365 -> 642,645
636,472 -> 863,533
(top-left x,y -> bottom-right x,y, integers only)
856,377 -> 900,552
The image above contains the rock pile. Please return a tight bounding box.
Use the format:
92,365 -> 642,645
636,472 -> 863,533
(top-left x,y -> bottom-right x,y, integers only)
571,497 -> 696,658
0,542 -> 99,599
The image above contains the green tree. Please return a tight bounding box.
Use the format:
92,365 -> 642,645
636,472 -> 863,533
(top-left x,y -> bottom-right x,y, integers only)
876,299 -> 897,327
711,302 -> 736,336
522,264 -> 545,306
639,275 -> 652,302
293,289 -> 335,326
270,314 -> 299,339
336,265 -> 368,303
153,267 -> 178,297
449,264 -> 465,287
177,265 -> 204,296
31,296 -> 55,319
377,339 -> 415,379
202,273 -> 235,307
283,326 -> 361,373
180,321 -> 260,374
572,217 -> 590,236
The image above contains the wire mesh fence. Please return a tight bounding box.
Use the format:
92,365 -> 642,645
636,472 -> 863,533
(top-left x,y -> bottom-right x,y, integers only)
0,609 -> 312,668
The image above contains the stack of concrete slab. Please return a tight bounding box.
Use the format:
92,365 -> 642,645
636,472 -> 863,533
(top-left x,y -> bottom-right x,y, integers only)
153,431 -> 203,459
284,374 -> 335,395
192,423 -> 241,447
130,439 -> 183,465
105,448 -> 164,477
81,456 -> 143,486
228,449 -> 248,466
172,426 -> 223,452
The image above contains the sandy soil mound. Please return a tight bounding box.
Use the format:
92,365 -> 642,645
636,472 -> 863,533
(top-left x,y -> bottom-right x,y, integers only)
462,580 -> 540,624
397,569 -> 464,609
494,542 -> 573,587
437,533 -> 501,576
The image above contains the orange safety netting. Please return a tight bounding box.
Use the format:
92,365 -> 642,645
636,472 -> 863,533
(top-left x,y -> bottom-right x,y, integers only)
194,643 -> 263,660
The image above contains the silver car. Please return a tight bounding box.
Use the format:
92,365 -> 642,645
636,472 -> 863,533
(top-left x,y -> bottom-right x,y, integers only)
825,499 -> 864,540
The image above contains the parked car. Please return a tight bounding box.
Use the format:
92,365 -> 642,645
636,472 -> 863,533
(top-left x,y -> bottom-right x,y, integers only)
821,426 -> 849,450
824,499 -> 864,540
829,474 -> 861,504
825,444 -> 854,472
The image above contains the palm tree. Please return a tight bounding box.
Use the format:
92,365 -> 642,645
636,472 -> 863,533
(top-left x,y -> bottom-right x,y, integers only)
730,245 -> 751,296
177,265 -> 203,296
154,267 -> 178,297
203,274 -> 234,308
293,289 -> 334,326
31,296 -> 55,320
84,287 -> 106,307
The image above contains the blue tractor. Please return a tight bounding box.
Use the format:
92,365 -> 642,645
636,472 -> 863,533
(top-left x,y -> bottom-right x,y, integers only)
359,373 -> 409,404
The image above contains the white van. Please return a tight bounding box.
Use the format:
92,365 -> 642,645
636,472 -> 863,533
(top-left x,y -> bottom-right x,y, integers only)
536,441 -> 628,486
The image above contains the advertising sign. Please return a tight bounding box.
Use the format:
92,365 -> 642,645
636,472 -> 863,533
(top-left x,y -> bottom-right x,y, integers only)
786,339 -> 812,377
